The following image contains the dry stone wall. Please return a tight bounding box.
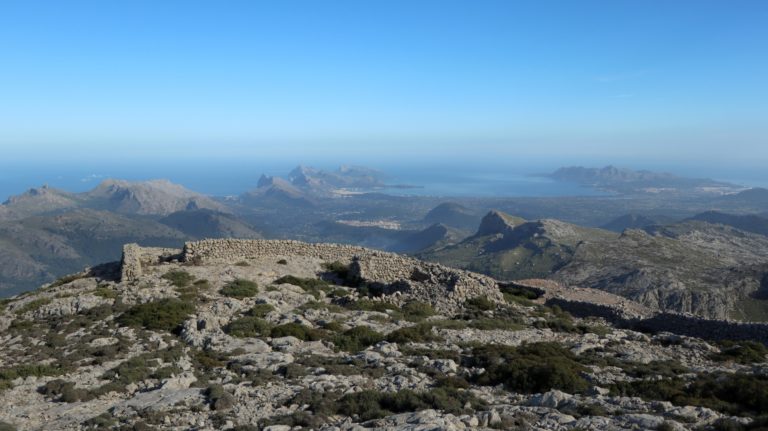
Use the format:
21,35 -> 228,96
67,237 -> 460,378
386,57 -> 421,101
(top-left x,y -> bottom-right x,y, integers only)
120,239 -> 768,342
546,297 -> 768,344
181,239 -> 503,311
120,243 -> 181,282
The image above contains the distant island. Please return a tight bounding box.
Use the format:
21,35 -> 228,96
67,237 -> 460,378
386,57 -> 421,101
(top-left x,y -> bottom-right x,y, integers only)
547,165 -> 744,195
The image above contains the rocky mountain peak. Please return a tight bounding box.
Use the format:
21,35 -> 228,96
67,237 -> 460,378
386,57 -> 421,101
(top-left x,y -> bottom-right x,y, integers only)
86,179 -> 224,216
475,210 -> 525,236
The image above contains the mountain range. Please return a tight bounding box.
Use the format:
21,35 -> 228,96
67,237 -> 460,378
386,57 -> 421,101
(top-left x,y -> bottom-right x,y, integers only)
2,165 -> 768,322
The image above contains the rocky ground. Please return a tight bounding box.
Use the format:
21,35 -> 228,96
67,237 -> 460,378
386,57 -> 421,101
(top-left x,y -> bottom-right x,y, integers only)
0,248 -> 766,430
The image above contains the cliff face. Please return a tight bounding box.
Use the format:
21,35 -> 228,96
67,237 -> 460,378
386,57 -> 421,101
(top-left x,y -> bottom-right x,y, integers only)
425,211 -> 768,321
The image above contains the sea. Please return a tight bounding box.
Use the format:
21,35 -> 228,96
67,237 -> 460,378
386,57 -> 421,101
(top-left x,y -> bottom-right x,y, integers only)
1,159 -> 766,203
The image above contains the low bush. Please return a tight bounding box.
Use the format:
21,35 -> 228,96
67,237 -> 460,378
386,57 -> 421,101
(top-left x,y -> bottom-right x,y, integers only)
270,323 -> 325,341
322,261 -> 352,282
49,273 -> 86,288
336,388 -> 485,420
16,298 -> 52,315
161,270 -> 195,288
611,372 -> 768,416
467,342 -> 588,394
344,299 -> 400,315
92,287 -> 119,299
333,326 -> 385,352
38,379 -> 93,403
234,261 -> 250,267
712,340 -> 768,364
466,296 -> 495,312
277,259 -> 288,265
401,301 -> 436,321
248,303 -> 275,318
219,279 -> 259,299
117,298 -> 195,332
205,384 -> 235,411
224,316 -> 272,338
0,421 -> 15,431
386,323 -> 440,344
274,275 -> 330,299
1,363 -> 70,391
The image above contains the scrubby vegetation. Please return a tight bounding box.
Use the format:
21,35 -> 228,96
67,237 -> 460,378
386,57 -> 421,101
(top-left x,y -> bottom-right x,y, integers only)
274,275 -> 332,299
49,273 -> 86,288
333,326 -> 385,352
15,298 -> 52,315
386,322 -> 441,344
161,270 -> 195,288
117,298 -> 195,332
1,363 -> 70,392
401,301 -> 436,321
270,323 -> 325,341
711,340 -> 768,364
224,316 -> 272,338
322,261 -> 352,282
467,342 -> 588,393
205,384 -> 235,411
611,372 -> 768,417
264,386 -> 486,426
247,303 -> 275,318
500,284 -> 540,306
219,279 -> 259,298
334,388 -> 485,420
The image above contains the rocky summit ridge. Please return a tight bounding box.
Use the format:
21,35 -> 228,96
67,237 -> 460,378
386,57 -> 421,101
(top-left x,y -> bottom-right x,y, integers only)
0,240 -> 767,430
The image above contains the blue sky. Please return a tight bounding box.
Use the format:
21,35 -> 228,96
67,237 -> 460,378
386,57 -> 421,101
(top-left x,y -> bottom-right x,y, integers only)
0,0 -> 766,166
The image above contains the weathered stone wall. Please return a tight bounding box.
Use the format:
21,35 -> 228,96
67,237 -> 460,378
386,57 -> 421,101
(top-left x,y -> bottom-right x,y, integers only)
546,297 -> 768,344
183,239 -> 406,267
121,239 -> 768,342
181,239 -> 503,312
120,243 -> 181,282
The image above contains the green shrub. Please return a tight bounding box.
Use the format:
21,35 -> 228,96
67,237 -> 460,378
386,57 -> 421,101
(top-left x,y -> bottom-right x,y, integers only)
1,363 -> 70,391
611,372 -> 768,416
401,301 -> 436,321
270,323 -> 325,341
248,303 -> 275,318
0,421 -> 15,431
274,275 -> 330,299
16,298 -> 52,315
336,388 -> 485,420
344,299 -> 400,315
102,356 -> 154,386
469,318 -> 525,331
321,320 -> 344,332
224,316 -> 272,338
386,323 -> 440,344
712,340 -> 768,364
205,384 -> 235,411
161,270 -> 195,287
333,326 -> 385,352
38,379 -> 94,402
323,261 -> 351,280
220,279 -> 259,298
49,273 -> 85,288
501,285 -> 540,300
468,342 -> 588,394
92,287 -> 119,299
298,300 -> 344,312
117,298 -> 195,331
466,296 -> 495,312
